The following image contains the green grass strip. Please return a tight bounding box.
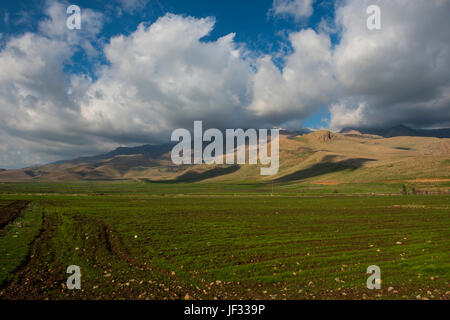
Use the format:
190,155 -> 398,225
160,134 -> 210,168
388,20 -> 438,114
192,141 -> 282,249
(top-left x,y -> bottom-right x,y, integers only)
0,203 -> 42,286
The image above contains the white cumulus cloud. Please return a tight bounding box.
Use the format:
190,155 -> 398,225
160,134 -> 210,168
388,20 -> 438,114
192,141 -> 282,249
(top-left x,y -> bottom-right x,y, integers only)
1,0 -> 450,168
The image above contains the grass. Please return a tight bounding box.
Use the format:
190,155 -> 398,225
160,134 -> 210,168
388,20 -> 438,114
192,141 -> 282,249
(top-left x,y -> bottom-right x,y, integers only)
0,203 -> 42,286
0,179 -> 445,196
0,182 -> 448,299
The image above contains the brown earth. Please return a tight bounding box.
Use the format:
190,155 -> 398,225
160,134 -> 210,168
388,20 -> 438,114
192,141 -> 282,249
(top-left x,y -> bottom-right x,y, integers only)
0,200 -> 30,230
0,212 -> 206,300
407,178 -> 450,183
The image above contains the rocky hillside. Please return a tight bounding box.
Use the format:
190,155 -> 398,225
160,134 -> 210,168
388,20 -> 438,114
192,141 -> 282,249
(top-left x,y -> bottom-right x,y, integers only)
0,130 -> 449,184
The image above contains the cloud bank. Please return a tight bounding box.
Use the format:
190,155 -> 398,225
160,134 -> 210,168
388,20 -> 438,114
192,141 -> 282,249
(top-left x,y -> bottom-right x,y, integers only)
0,0 -> 449,168
329,0 -> 450,130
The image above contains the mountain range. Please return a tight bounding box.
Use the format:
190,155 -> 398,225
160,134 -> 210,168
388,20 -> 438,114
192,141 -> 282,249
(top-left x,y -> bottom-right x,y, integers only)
340,125 -> 450,138
0,126 -> 449,184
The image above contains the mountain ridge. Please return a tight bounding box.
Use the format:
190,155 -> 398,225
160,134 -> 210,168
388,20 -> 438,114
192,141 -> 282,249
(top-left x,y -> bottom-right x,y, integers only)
0,129 -> 449,184
340,125 -> 450,138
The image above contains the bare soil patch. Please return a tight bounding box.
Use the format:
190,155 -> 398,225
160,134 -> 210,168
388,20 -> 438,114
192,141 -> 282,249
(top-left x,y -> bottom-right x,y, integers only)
0,200 -> 30,230
407,178 -> 450,183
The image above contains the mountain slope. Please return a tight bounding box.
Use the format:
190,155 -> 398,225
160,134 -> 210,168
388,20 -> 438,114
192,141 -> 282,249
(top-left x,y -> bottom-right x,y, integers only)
0,130 -> 449,184
340,125 -> 450,138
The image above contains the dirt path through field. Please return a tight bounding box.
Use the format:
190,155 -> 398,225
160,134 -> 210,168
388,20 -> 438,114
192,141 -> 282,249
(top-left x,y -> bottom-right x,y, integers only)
0,212 -> 207,299
0,200 -> 30,230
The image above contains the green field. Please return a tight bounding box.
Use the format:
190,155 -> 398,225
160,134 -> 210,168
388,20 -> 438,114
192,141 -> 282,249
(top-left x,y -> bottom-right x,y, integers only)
0,181 -> 449,300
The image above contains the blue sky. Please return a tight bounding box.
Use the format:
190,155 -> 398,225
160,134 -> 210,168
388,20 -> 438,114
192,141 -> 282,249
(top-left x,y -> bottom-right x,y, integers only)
0,0 -> 449,168
1,0 -> 337,49
0,0 -> 336,129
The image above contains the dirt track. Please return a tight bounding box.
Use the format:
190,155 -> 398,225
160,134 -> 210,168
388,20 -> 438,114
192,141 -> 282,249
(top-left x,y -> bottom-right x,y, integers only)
1,200 -> 448,300
0,200 -> 30,230
0,213 -> 201,300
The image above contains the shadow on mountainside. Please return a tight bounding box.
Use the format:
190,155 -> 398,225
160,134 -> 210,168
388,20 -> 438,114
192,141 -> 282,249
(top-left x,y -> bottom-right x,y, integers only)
152,165 -> 241,183
275,155 -> 375,183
